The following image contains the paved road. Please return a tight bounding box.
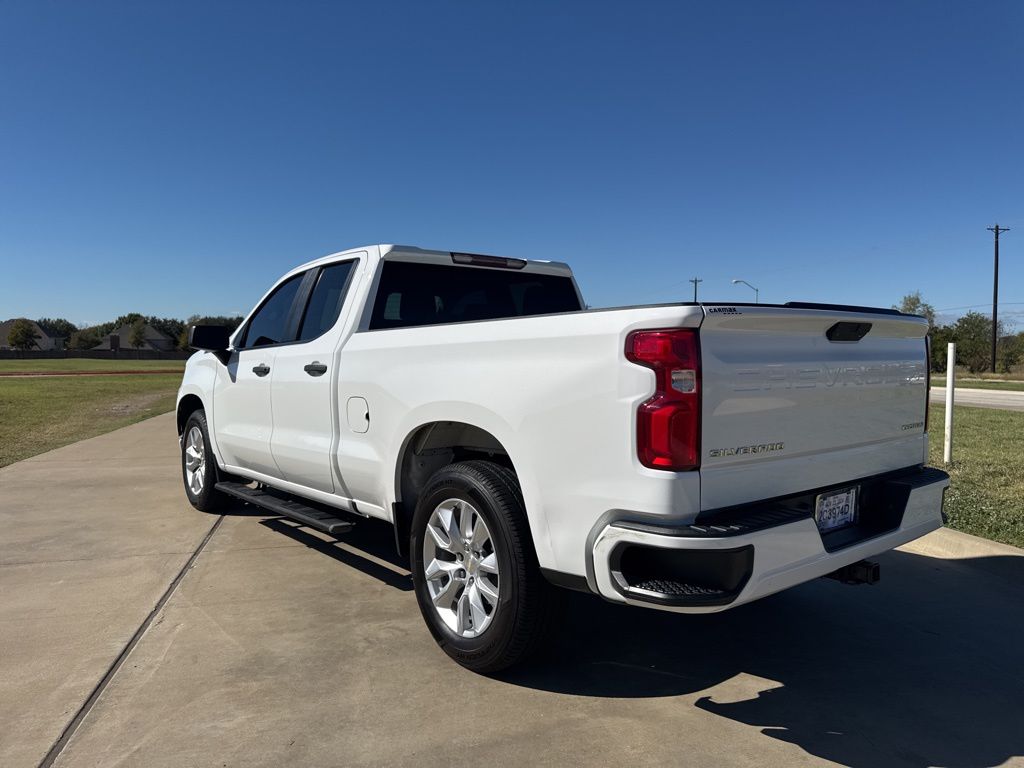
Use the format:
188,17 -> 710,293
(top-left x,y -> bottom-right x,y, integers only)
2,415 -> 1023,768
930,385 -> 1024,411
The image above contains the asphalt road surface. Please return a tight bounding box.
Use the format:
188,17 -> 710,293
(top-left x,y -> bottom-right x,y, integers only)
2,414 -> 1022,768
930,385 -> 1024,411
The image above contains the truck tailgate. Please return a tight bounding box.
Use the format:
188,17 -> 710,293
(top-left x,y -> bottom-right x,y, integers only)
698,306 -> 929,510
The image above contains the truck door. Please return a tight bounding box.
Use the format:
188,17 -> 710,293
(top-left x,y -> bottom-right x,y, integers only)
269,257 -> 360,493
213,271 -> 306,477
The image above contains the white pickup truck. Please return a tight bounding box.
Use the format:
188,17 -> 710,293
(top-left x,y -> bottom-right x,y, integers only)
177,244 -> 948,672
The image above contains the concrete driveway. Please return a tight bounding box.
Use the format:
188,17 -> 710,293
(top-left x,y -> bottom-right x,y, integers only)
2,414 -> 1023,768
930,386 -> 1024,411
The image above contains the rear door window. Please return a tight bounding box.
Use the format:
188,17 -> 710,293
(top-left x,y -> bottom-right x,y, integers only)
297,261 -> 356,341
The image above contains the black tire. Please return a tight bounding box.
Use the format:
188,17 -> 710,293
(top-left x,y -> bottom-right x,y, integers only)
410,460 -> 556,673
180,409 -> 228,513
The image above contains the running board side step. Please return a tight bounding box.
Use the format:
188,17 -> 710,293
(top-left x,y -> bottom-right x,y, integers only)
215,482 -> 355,536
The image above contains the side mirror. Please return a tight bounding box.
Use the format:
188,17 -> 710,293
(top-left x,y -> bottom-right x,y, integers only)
189,325 -> 232,364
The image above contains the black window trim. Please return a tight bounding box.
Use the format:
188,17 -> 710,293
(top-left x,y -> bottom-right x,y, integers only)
234,258 -> 359,351
294,258 -> 359,344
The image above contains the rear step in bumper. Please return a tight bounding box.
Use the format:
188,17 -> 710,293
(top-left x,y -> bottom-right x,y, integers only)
590,467 -> 948,613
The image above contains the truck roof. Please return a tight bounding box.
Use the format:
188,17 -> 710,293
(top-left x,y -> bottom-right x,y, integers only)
293,245 -> 574,278
386,245 -> 576,277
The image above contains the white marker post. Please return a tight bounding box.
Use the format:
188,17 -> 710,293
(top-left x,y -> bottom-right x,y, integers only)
944,343 -> 955,465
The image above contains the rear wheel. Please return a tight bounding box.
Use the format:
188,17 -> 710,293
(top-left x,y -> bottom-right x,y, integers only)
410,460 -> 556,673
181,410 -> 228,512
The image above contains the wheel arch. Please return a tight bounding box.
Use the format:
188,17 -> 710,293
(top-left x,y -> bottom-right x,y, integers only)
391,419 -> 550,566
176,393 -> 205,435
175,384 -> 227,474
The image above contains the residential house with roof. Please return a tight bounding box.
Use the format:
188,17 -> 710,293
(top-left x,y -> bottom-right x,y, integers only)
92,323 -> 175,352
0,318 -> 63,350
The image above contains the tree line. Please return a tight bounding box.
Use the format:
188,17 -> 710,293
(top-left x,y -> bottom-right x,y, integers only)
6,314 -> 243,351
11,297 -> 1023,371
894,292 -> 1023,373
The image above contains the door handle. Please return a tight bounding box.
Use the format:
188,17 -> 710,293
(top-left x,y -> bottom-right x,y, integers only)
252,364 -> 271,377
304,361 -> 328,377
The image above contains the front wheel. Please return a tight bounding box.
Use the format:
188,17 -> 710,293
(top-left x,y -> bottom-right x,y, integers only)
410,460 -> 556,673
181,409 -> 228,513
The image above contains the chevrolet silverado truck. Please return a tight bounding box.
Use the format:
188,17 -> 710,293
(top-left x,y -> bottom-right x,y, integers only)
177,244 -> 948,672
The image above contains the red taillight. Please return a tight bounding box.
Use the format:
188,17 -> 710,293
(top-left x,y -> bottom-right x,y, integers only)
625,329 -> 701,471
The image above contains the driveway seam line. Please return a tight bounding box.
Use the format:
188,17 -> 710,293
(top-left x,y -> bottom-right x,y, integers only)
1,550 -> 215,567
36,514 -> 225,768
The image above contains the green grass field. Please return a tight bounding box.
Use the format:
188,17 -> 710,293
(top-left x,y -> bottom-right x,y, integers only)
0,358 -> 186,373
0,373 -> 181,467
928,404 -> 1024,548
931,377 -> 1024,392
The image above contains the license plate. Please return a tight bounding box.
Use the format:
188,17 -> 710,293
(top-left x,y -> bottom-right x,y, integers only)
814,486 -> 858,532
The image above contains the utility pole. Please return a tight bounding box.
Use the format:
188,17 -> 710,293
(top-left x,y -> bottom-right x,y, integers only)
988,224 -> 1010,373
689,277 -> 703,303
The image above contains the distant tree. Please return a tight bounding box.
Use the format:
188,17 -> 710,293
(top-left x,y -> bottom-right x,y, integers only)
68,327 -> 102,350
893,292 -> 936,329
129,318 -> 148,351
998,331 -> 1024,374
147,316 -> 184,344
930,324 -> 954,372
36,317 -> 78,340
950,312 -> 1006,373
112,312 -> 145,329
7,319 -> 40,350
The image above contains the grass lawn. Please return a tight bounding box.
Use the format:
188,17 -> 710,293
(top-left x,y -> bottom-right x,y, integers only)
0,358 -> 186,373
929,404 -> 1024,548
931,377 -> 1024,392
0,373 -> 181,467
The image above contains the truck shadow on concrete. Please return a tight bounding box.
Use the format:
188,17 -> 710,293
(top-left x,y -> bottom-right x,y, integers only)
258,515 -> 413,591
504,550 -> 1024,768
217,498 -> 414,591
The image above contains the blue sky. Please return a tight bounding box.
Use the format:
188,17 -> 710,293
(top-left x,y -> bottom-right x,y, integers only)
1,1 -> 1021,327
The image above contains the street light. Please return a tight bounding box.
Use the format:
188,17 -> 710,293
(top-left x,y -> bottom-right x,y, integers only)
732,279 -> 759,304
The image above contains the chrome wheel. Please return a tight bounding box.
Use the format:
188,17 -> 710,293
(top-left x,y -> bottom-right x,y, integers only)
422,498 -> 500,638
183,425 -> 206,496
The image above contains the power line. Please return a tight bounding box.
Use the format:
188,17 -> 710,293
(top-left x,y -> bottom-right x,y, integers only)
935,301 -> 1024,312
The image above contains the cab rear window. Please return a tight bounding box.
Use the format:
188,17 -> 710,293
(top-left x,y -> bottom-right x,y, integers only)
369,261 -> 581,330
